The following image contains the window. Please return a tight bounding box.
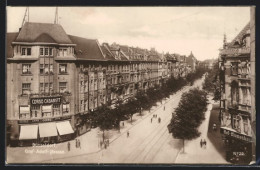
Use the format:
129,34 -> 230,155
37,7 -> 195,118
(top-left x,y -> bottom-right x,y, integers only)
40,83 -> 44,93
40,64 -> 44,74
42,105 -> 52,117
22,64 -> 31,74
59,64 -> 67,74
80,100 -> 84,112
44,83 -> 49,93
22,83 -> 31,95
63,49 -> 67,56
40,48 -> 44,56
49,83 -> 53,92
53,104 -> 60,116
21,47 -> 31,56
49,64 -> 53,74
44,48 -> 49,56
231,62 -> 238,75
21,48 -> 26,55
59,82 -> 67,93
27,48 -> 31,55
19,106 -> 30,119
80,81 -> 84,93
44,64 -> 49,74
49,48 -> 53,56
62,104 -> 70,114
231,81 -> 239,107
59,49 -> 63,56
31,105 -> 40,118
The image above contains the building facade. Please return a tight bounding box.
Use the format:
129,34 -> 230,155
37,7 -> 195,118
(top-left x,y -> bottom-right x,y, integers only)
6,22 -> 192,146
219,22 -> 253,164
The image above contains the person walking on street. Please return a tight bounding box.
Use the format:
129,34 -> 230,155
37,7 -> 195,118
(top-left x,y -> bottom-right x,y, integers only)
158,117 -> 161,123
200,139 -> 203,148
78,139 -> 81,149
164,106 -> 165,111
151,118 -> 153,123
127,131 -> 129,138
67,142 -> 70,151
75,139 -> 78,148
122,122 -> 124,127
204,139 -> 207,148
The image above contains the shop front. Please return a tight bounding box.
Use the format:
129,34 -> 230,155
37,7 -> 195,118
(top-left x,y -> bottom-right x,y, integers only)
221,127 -> 252,164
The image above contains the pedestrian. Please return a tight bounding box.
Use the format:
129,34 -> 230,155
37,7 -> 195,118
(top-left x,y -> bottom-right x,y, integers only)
200,139 -> 203,148
204,139 -> 207,148
122,122 -> 124,127
164,106 -> 165,111
75,139 -> 78,148
151,118 -> 153,123
67,142 -> 70,151
107,139 -> 110,146
100,140 -> 103,148
127,131 -> 129,138
78,139 -> 81,149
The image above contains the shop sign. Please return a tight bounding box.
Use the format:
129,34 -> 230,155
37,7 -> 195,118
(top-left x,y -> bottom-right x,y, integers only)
31,97 -> 61,105
220,128 -> 252,142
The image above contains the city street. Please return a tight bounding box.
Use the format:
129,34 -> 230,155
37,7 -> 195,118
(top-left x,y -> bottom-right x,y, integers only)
7,75 -> 226,164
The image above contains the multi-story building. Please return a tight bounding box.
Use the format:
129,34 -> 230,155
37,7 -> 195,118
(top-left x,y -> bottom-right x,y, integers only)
219,22 -> 253,164
6,22 -> 191,146
186,51 -> 197,72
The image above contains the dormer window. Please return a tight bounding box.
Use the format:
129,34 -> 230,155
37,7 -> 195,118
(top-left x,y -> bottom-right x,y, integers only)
58,48 -> 68,57
21,47 -> 31,56
40,47 -> 53,56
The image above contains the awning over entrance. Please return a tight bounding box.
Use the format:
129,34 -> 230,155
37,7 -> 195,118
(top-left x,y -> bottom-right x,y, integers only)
56,121 -> 74,135
39,122 -> 58,138
19,125 -> 38,140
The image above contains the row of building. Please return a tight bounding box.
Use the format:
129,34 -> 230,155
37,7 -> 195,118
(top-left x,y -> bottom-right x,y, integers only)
6,22 -> 198,146
218,7 -> 256,164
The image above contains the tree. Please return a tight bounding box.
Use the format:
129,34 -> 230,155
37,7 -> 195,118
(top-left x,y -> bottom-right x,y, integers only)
95,104 -> 113,142
167,88 -> 208,153
124,97 -> 138,124
113,97 -> 125,132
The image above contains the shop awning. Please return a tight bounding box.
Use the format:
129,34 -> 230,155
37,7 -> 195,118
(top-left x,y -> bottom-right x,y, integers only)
39,122 -> 58,138
56,121 -> 74,135
19,125 -> 38,140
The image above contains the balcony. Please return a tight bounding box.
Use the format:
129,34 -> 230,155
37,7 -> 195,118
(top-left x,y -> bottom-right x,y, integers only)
219,47 -> 250,56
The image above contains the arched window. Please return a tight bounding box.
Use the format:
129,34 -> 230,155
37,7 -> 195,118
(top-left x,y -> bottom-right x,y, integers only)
231,81 -> 239,107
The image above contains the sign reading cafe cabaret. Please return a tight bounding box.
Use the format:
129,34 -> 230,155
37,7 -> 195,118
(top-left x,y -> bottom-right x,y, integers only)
31,96 -> 61,105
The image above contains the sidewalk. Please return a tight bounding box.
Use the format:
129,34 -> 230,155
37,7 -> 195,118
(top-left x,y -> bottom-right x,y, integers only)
174,96 -> 230,164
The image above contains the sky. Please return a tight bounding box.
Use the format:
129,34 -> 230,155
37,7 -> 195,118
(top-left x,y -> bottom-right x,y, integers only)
6,6 -> 250,61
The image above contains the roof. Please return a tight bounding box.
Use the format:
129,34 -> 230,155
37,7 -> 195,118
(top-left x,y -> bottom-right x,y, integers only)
15,22 -> 73,44
100,45 -> 116,61
228,22 -> 250,47
6,32 -> 19,58
68,35 -> 105,61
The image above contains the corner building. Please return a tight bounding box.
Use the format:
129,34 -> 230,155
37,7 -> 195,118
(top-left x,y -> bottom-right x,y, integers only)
219,23 -> 253,164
